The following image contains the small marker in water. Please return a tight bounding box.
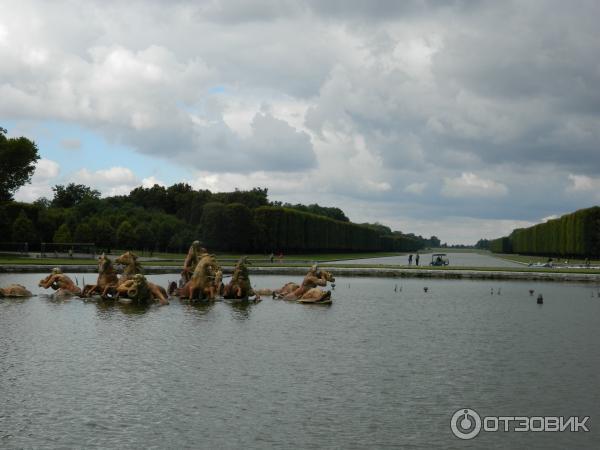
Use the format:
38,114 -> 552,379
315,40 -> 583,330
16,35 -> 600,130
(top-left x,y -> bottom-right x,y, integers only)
497,288 -> 501,295
424,287 -> 429,293
529,289 -> 535,296
537,294 -> 544,304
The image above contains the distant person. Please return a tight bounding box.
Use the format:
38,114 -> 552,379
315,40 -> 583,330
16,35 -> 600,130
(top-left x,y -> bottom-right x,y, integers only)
269,252 -> 274,263
585,258 -> 590,268
408,254 -> 413,265
278,252 -> 284,263
415,253 -> 420,266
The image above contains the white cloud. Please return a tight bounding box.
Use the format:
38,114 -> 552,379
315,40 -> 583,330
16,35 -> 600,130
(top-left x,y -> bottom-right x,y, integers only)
69,166 -> 139,196
566,174 -> 600,193
441,172 -> 508,198
13,158 -> 60,202
542,214 -> 559,222
142,176 -> 165,188
73,167 -> 137,185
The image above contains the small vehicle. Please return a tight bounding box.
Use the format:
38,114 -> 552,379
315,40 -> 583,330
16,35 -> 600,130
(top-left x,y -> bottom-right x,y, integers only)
430,253 -> 449,266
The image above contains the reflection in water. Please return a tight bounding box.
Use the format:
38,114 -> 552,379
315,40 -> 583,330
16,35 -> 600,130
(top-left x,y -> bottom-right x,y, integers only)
93,299 -> 152,317
183,298 -> 216,317
225,299 -> 255,320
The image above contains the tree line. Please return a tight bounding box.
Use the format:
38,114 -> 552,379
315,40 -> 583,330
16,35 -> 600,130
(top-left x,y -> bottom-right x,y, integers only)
489,206 -> 600,257
0,126 -> 436,254
2,183 -> 432,254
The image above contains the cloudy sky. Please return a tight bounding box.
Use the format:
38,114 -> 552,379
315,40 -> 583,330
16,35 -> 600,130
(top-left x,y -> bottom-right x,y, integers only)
3,0 -> 600,244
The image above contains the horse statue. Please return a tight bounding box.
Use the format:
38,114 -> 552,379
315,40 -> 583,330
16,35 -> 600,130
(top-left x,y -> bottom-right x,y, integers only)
81,253 -> 119,297
110,273 -> 168,305
38,268 -> 82,297
115,251 -> 143,282
222,256 -> 260,301
282,267 -> 335,303
169,253 -> 222,301
0,284 -> 33,298
109,251 -> 169,305
256,282 -> 299,297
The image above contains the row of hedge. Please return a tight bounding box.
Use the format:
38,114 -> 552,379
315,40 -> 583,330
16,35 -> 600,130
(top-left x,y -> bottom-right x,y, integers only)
2,200 -> 426,254
490,206 -> 600,257
201,204 -> 423,252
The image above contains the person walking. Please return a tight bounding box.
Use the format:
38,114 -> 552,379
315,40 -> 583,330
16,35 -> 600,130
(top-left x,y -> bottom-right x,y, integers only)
408,254 -> 413,265
415,253 -> 420,266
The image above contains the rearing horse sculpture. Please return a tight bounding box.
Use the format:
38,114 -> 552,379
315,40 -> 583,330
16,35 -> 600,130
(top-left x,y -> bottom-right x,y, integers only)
81,253 -> 119,297
169,253 -> 222,301
110,251 -> 169,305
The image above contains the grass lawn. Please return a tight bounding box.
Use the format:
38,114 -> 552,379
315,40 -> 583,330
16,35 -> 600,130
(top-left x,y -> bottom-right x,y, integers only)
491,253 -> 600,265
0,251 -> 404,266
4,251 -> 599,275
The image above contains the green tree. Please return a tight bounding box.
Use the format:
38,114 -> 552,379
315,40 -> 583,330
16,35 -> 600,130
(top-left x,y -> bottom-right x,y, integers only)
51,183 -> 100,208
11,210 -> 38,243
0,127 -> 40,201
224,203 -> 254,252
129,184 -> 168,211
74,222 -> 94,242
53,223 -> 72,243
116,221 -> 136,249
91,218 -> 115,251
199,202 -> 227,249
134,222 -> 155,251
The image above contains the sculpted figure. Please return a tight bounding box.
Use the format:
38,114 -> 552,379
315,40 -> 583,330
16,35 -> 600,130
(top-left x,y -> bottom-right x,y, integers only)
109,251 -> 168,304
282,265 -> 335,303
223,256 -> 260,300
81,253 -> 119,297
38,267 -> 82,296
0,284 -> 33,297
114,251 -> 143,282
261,282 -> 300,298
112,274 -> 168,306
182,241 -> 207,283
169,253 -> 221,301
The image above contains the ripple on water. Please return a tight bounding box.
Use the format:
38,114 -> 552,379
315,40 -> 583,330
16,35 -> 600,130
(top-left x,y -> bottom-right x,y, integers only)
0,273 -> 599,448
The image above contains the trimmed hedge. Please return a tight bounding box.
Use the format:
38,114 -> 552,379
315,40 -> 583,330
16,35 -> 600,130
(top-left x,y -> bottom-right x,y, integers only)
490,207 -> 600,257
489,237 -> 512,254
253,206 -> 383,252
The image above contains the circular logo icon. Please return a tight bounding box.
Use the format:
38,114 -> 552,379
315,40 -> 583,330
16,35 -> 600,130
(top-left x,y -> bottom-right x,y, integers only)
451,408 -> 482,440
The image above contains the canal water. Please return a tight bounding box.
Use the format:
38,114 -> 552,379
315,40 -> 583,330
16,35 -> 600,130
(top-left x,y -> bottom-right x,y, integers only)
1,273 -> 599,449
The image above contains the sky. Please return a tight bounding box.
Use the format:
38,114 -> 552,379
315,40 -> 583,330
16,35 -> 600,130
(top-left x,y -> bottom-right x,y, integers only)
2,0 -> 600,244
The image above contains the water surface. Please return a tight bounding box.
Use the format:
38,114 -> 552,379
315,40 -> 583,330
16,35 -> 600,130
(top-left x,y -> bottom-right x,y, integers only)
1,273 -> 598,449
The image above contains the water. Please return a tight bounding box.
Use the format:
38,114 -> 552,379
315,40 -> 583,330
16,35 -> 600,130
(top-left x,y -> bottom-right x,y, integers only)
336,251 -> 523,268
1,273 -> 599,449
